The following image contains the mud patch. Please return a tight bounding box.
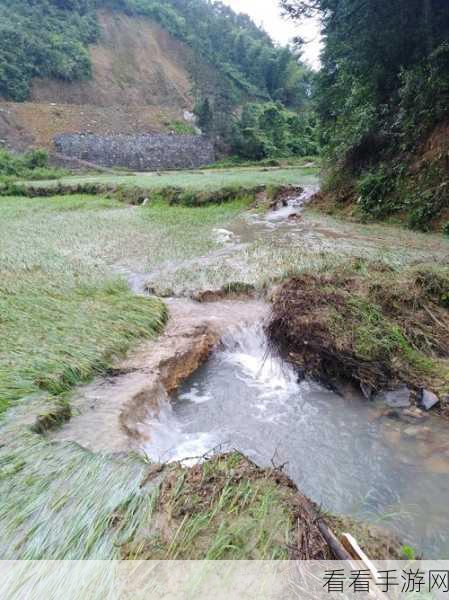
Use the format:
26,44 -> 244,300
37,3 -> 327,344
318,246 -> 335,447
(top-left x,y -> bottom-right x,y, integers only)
50,298 -> 267,452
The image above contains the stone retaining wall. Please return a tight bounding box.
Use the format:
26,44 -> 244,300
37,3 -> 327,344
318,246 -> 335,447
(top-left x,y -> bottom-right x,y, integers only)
54,133 -> 215,170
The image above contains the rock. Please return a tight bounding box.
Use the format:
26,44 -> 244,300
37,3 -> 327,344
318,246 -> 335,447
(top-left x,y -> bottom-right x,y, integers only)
142,197 -> 150,206
145,285 -> 174,298
383,387 -> 412,408
425,456 -> 449,475
193,283 -> 256,303
383,428 -> 401,447
402,407 -> 428,422
403,426 -> 432,441
418,389 -> 440,411
384,408 -> 402,420
370,406 -> 408,421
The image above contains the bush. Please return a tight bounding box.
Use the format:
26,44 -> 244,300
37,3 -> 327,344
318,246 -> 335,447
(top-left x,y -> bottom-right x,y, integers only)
22,149 -> 48,169
443,222 -> 449,237
0,148 -> 66,182
165,121 -> 198,135
231,102 -> 318,161
356,166 -> 396,219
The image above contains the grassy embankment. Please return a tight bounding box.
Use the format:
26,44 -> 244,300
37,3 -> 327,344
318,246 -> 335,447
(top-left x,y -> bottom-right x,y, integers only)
269,257 -> 449,413
9,164 -> 319,200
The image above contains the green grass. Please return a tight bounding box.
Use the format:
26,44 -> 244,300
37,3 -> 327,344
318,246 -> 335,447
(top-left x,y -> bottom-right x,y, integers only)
0,275 -> 166,414
123,454 -> 292,560
26,165 -> 319,191
1,172 -> 448,563
0,194 -> 252,282
0,192 -> 259,416
0,195 -> 173,415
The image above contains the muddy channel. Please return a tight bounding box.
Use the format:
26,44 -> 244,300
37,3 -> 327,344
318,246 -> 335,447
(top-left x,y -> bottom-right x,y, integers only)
52,188 -> 449,558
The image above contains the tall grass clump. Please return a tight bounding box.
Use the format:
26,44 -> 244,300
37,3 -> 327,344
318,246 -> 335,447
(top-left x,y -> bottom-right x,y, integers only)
0,148 -> 67,183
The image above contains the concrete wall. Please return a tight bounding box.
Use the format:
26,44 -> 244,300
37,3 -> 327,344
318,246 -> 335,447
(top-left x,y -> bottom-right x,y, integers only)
54,133 -> 215,170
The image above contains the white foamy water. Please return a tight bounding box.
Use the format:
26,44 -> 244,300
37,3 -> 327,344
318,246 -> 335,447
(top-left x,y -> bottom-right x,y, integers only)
220,324 -> 300,399
179,386 -> 213,404
143,402 -> 221,466
142,324 -> 449,558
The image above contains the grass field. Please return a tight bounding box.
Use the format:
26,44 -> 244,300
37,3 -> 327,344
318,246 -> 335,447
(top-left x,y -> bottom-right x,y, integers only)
27,165 -> 319,192
1,165 -> 448,564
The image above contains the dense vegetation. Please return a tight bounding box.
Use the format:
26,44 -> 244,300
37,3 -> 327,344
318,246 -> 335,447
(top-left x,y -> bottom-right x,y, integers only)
0,0 -> 97,101
283,0 -> 449,231
0,148 -> 65,181
230,101 -> 318,160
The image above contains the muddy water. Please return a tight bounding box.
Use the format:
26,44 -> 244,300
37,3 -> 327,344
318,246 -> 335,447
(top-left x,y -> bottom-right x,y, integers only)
143,323 -> 449,558
54,185 -> 449,557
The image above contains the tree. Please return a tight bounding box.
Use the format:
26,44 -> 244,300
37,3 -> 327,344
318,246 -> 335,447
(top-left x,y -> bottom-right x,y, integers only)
194,98 -> 213,136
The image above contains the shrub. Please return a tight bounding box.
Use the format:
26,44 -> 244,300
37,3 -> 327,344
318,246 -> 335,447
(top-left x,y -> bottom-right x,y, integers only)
357,166 -> 396,219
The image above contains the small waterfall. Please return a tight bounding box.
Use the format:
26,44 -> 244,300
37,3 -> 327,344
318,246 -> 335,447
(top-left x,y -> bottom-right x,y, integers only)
220,323 -> 301,400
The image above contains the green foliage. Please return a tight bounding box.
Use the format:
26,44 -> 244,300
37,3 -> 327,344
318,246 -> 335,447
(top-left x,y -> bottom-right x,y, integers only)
0,0 -> 317,159
165,120 -> 197,135
0,148 -> 66,182
231,102 -> 318,160
0,0 -> 97,100
0,0 -> 311,114
443,222 -> 449,236
357,166 -> 396,220
401,545 -> 417,560
283,0 -> 449,229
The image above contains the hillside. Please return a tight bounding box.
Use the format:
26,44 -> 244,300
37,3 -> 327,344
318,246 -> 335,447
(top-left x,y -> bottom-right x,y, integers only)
283,0 -> 449,233
0,0 -> 313,156
0,11 -> 202,150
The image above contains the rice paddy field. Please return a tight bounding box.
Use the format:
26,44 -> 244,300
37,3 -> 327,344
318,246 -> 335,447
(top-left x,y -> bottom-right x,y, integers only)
1,164 -> 449,566
27,164 -> 319,191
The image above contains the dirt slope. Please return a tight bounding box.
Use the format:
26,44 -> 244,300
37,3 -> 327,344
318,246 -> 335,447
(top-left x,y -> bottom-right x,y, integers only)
0,11 -> 202,150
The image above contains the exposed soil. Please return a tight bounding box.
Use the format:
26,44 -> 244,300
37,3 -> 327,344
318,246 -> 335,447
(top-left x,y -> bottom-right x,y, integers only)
50,298 -> 267,453
0,11 -> 203,151
268,260 -> 449,414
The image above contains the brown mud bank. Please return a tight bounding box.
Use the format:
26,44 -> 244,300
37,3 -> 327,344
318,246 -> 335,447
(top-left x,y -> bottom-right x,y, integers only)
268,259 -> 449,419
51,298 -> 267,453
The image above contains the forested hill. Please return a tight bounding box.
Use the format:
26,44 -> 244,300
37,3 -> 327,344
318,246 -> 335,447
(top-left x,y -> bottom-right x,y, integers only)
0,0 -> 309,109
283,0 -> 449,232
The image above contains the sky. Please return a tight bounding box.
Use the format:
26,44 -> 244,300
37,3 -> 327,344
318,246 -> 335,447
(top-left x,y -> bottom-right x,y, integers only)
221,0 -> 322,69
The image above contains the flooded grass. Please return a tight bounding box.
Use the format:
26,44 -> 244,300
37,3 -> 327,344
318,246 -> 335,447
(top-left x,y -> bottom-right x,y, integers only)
0,197 -> 172,415
2,175 -> 449,561
0,192 -> 266,559
26,166 -> 319,192
123,454 -> 293,560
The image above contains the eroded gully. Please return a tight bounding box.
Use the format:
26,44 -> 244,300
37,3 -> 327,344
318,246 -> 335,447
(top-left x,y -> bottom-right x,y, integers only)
52,187 -> 449,558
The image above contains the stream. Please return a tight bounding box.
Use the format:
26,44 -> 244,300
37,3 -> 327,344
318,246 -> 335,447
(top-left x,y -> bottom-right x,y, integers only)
140,189 -> 449,558
143,321 -> 449,558
53,186 -> 449,558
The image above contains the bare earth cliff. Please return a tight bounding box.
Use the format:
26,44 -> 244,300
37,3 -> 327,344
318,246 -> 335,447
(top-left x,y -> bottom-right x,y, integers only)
0,11 -> 201,151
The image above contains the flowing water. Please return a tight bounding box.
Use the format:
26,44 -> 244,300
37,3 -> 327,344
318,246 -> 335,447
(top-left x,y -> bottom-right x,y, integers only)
143,323 -> 449,558
62,185 -> 449,558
